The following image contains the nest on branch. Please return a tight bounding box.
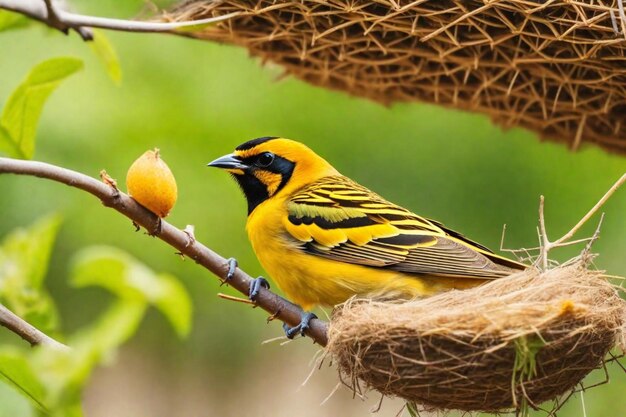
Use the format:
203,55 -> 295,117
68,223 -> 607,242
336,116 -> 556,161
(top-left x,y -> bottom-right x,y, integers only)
325,260 -> 626,413
165,1 -> 626,154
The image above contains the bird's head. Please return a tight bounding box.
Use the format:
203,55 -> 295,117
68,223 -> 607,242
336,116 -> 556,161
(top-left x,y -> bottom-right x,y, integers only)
208,137 -> 338,214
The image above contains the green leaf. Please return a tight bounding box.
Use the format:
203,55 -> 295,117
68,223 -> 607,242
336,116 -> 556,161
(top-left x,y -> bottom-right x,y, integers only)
0,245 -> 193,415
50,403 -> 83,417
30,300 -> 144,415
0,57 -> 83,159
0,215 -> 62,333
70,299 -> 146,359
406,401 -> 419,417
0,215 -> 62,289
0,381 -> 33,417
0,348 -> 47,412
25,300 -> 144,417
154,273 -> 192,337
89,30 -> 122,85
70,246 -> 192,338
0,10 -> 29,32
0,125 -> 20,156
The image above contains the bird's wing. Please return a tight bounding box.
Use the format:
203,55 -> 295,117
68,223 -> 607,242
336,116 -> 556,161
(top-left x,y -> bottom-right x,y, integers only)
284,176 -> 524,279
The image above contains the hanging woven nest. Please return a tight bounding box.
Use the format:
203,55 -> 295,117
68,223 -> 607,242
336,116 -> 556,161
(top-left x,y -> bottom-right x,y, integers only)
164,0 -> 626,154
325,260 -> 626,413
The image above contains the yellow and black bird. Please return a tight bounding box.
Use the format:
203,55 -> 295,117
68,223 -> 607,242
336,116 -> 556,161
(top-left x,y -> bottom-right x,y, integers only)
208,137 -> 526,337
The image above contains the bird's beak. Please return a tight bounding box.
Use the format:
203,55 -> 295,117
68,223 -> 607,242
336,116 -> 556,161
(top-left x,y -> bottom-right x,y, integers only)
207,154 -> 249,172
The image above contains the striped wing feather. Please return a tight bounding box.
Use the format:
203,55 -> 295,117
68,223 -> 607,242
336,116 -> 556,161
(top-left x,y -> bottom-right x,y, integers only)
284,176 -> 523,279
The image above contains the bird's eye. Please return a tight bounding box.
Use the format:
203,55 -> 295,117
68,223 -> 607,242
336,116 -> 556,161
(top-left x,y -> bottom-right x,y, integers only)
256,152 -> 275,167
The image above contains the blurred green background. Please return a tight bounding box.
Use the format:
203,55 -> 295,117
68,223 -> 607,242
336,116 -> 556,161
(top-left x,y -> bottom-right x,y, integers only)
0,1 -> 624,416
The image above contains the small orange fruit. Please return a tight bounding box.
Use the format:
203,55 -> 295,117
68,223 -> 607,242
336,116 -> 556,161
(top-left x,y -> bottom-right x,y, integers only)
126,149 -> 177,218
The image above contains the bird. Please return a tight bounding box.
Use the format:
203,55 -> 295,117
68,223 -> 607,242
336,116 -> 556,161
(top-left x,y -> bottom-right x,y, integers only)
208,137 -> 526,338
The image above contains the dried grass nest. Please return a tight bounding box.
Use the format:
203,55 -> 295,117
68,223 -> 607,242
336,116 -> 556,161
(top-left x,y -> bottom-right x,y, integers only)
326,260 -> 626,413
166,0 -> 626,155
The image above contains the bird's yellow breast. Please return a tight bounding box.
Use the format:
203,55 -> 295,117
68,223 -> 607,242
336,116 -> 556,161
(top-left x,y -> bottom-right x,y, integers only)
246,196 -> 479,310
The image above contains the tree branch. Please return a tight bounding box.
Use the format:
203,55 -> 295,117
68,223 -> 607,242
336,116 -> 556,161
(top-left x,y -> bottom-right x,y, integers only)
0,157 -> 329,346
0,0 -> 238,40
0,303 -> 69,350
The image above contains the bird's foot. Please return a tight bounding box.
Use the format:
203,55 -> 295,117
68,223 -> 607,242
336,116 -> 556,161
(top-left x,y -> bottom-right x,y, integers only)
248,277 -> 270,301
283,312 -> 317,339
222,257 -> 238,285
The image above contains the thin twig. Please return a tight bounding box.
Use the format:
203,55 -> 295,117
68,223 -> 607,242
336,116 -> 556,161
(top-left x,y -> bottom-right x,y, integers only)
536,173 -> 625,270
0,157 -> 329,346
582,214 -> 605,257
538,195 -> 549,270
320,382 -> 342,406
61,10 -> 239,33
0,303 -> 69,350
0,0 -> 238,41
553,174 -> 625,246
217,293 -> 256,305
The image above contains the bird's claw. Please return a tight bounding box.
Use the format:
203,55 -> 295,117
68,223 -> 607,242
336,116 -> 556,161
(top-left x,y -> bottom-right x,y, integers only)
248,277 -> 270,301
283,312 -> 317,339
225,258 -> 238,282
